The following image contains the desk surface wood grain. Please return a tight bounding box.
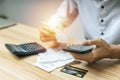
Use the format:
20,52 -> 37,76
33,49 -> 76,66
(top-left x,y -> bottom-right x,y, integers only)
0,24 -> 120,80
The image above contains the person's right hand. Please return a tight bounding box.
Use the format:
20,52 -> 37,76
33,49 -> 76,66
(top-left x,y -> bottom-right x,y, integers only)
40,24 -> 56,41
39,24 -> 60,47
70,38 -> 112,63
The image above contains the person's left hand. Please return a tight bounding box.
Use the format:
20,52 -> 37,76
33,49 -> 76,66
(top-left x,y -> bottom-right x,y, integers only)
70,38 -> 112,63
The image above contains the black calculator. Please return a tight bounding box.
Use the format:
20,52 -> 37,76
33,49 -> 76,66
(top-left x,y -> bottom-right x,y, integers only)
5,42 -> 46,56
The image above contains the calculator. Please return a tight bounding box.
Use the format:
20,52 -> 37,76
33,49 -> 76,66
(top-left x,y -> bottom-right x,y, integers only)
5,42 -> 46,56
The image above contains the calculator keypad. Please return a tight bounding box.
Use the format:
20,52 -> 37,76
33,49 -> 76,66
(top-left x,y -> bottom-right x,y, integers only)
20,42 -> 46,52
5,42 -> 46,56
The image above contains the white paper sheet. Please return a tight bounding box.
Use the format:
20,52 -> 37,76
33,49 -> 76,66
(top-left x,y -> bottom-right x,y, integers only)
35,49 -> 75,72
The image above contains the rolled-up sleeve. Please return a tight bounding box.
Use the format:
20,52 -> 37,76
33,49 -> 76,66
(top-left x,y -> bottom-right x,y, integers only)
48,0 -> 78,29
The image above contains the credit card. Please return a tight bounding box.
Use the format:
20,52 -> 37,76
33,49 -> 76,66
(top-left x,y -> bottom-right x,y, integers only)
60,65 -> 88,78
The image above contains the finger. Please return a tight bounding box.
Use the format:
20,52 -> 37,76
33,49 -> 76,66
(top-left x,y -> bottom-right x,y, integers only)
41,25 -> 55,34
40,37 -> 57,42
40,30 -> 56,39
67,43 -> 74,47
40,33 -> 56,40
40,29 -> 50,36
40,29 -> 55,36
40,32 -> 56,42
82,40 -> 93,46
71,52 -> 96,63
40,34 -> 55,40
40,34 -> 57,41
82,38 -> 106,47
40,26 -> 55,34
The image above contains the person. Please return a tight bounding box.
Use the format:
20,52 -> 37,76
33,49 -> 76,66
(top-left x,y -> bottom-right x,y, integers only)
39,0 -> 120,63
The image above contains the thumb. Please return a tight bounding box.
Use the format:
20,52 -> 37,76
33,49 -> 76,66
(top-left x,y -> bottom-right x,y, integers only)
82,38 -> 105,47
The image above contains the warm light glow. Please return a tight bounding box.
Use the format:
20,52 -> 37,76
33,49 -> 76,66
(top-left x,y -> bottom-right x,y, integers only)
47,15 -> 62,30
46,15 -> 69,43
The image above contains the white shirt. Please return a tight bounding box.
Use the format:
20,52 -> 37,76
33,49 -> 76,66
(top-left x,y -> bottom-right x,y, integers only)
49,0 -> 120,45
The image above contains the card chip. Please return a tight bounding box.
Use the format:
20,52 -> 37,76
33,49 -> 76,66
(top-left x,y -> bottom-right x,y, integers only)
60,65 -> 88,78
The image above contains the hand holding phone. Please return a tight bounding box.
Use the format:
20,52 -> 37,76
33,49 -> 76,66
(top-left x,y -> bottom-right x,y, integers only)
62,44 -> 93,54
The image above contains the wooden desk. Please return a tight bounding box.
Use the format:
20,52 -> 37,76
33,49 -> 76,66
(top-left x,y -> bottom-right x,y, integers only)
0,24 -> 120,80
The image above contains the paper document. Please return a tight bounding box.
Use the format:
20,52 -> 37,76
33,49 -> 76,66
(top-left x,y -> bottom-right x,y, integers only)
35,49 -> 75,72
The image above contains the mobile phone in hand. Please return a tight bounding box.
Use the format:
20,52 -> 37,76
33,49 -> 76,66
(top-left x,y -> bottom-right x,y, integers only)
62,44 -> 93,54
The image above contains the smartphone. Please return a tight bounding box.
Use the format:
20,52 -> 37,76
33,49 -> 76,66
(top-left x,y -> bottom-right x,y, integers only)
62,44 -> 93,54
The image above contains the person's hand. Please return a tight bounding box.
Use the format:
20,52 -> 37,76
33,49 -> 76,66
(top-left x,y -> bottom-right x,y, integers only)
40,24 -> 56,41
39,24 -> 59,47
70,38 -> 112,63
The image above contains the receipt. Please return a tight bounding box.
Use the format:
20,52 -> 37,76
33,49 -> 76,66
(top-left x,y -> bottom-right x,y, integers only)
35,49 -> 75,72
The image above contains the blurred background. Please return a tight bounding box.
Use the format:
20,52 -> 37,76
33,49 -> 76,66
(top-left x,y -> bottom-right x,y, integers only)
0,0 -> 62,27
0,0 -> 84,41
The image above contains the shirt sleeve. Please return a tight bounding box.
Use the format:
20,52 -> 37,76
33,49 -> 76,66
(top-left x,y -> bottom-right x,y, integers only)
47,0 -> 78,29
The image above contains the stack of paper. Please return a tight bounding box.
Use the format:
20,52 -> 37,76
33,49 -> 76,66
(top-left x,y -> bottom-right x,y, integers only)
35,49 -> 75,72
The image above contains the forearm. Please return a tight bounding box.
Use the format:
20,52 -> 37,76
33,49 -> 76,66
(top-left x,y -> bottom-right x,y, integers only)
110,45 -> 120,59
48,0 -> 78,29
